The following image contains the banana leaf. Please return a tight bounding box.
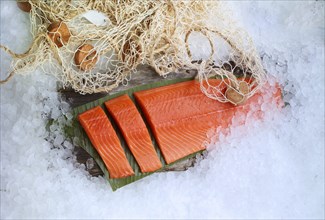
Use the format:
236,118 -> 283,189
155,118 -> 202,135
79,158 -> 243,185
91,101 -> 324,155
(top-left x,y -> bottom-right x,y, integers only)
66,77 -> 205,191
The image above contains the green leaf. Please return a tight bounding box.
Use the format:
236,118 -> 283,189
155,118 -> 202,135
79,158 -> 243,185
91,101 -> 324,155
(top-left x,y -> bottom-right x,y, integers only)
68,77 -> 204,191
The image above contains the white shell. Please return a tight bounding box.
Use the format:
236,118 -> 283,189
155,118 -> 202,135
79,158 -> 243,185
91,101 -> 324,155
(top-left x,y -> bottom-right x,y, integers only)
81,10 -> 109,26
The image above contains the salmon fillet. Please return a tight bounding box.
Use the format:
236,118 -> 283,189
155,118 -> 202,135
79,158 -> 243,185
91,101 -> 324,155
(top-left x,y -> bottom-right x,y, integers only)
105,95 -> 162,173
134,80 -> 282,164
78,106 -> 134,178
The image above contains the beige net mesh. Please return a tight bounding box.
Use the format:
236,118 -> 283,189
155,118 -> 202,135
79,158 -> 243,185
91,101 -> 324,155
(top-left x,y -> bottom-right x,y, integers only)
1,0 -> 266,105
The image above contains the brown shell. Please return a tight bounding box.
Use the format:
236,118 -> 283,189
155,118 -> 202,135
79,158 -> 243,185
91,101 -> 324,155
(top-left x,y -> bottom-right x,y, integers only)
17,2 -> 31,13
226,81 -> 251,105
121,38 -> 142,68
47,21 -> 70,48
239,81 -> 250,95
74,44 -> 98,71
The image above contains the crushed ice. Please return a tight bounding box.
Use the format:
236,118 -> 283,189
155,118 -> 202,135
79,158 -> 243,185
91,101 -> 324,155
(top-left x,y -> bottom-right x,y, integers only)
1,1 -> 324,219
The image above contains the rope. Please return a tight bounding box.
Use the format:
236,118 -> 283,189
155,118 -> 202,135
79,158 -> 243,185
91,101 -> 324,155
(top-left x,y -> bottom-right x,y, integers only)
0,0 -> 266,105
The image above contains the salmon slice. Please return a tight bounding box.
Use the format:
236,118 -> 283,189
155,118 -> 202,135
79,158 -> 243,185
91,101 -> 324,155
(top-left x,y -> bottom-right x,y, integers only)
78,106 -> 134,178
105,95 -> 162,173
134,80 -> 282,164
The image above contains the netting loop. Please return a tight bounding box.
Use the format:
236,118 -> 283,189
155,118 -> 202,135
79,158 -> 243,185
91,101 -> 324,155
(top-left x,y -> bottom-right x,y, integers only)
185,28 -> 214,63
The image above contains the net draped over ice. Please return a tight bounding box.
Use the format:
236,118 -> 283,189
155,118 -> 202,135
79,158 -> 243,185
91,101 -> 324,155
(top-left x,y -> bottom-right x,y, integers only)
1,0 -> 266,104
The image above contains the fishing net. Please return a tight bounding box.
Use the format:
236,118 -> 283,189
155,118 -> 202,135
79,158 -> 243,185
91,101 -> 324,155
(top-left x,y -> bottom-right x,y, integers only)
1,0 -> 266,105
